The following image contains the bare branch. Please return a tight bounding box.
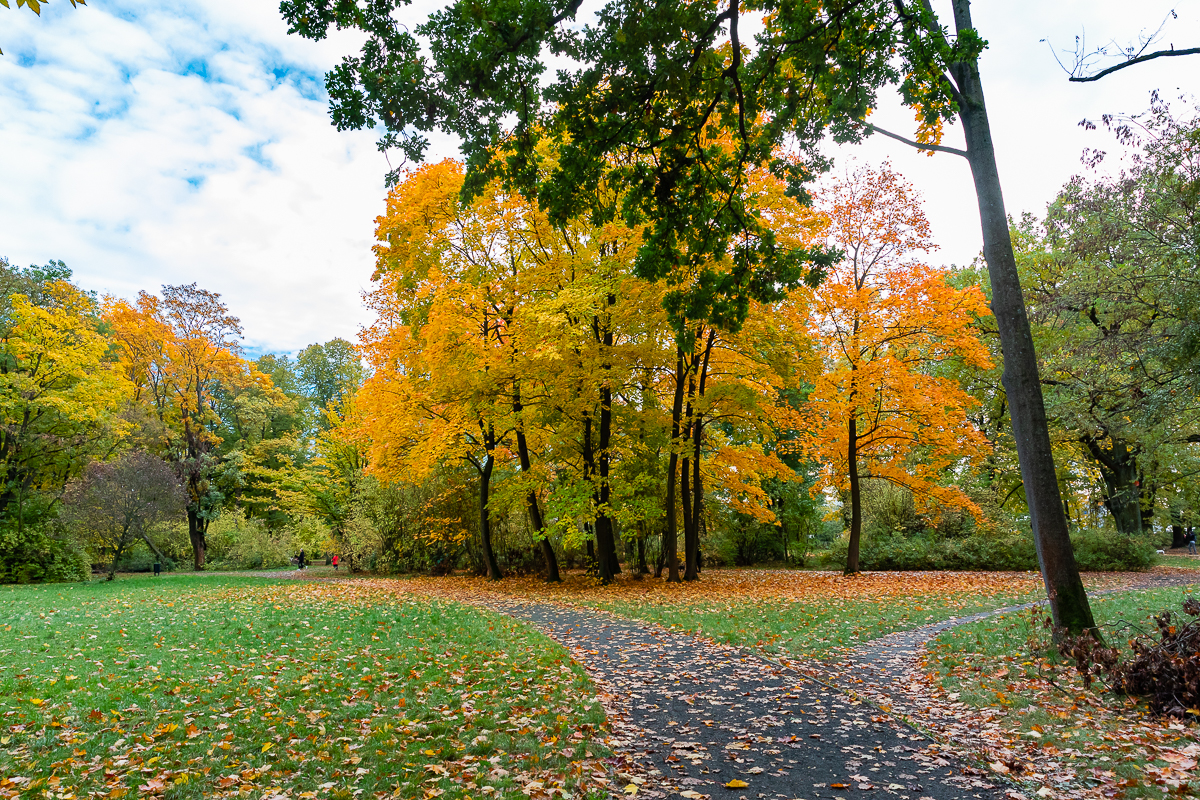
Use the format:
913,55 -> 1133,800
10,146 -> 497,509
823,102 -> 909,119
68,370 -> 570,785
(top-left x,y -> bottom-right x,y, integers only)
865,123 -> 968,157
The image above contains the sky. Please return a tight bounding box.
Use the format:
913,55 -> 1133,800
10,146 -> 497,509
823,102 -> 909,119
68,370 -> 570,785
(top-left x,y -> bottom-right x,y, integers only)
0,0 -> 1197,355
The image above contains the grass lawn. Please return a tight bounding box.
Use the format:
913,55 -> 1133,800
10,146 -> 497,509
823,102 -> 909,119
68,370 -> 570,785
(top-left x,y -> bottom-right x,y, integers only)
0,574 -> 609,800
431,569 -> 1047,659
926,584 -> 1200,797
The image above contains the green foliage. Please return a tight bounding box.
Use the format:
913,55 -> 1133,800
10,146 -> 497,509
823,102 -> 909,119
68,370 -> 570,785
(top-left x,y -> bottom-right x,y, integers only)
823,525 -> 1154,573
204,513 -> 296,570
0,519 -> 88,584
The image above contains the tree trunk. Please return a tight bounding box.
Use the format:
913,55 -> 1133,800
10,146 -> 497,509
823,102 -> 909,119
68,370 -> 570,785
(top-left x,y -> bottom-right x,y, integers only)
1081,436 -> 1143,536
187,506 -> 206,570
139,530 -> 170,569
947,0 -> 1097,636
479,452 -> 503,580
684,329 -> 715,581
514,389 -> 560,582
596,381 -> 621,579
845,412 -> 862,575
636,524 -> 649,574
1171,506 -> 1187,548
664,347 -> 687,582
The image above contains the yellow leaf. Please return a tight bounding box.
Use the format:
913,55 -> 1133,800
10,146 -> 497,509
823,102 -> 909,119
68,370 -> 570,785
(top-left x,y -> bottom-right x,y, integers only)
28,698 -> 43,706
725,779 -> 748,788
261,742 -> 273,753
624,785 -> 638,795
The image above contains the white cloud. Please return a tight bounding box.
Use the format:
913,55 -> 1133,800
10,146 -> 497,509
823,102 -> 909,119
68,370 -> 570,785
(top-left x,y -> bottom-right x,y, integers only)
0,0 -> 1197,355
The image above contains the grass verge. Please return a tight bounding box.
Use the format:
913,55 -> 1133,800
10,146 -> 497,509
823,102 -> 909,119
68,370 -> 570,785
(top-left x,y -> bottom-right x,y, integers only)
0,574 -> 608,800
926,584 -> 1200,798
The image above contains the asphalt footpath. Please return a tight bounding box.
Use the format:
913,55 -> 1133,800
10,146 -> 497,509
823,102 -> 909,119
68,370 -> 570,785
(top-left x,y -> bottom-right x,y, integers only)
495,601 -> 1007,800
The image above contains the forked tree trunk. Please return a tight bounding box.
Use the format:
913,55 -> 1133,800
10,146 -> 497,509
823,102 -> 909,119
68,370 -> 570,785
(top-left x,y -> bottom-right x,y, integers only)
948,0 -> 1096,635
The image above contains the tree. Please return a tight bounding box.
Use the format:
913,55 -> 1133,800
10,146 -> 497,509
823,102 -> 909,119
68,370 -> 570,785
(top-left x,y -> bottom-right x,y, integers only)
0,272 -> 130,525
804,165 -> 991,574
281,0 -> 1097,632
1012,98 -> 1200,538
105,284 -> 274,569
297,339 -> 365,426
62,452 -> 186,581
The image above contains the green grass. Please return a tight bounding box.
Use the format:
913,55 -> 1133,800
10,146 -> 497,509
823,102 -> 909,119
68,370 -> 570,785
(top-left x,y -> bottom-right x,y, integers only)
927,584 -> 1200,797
579,590 -> 1043,659
1153,553 -> 1200,570
0,574 -> 607,799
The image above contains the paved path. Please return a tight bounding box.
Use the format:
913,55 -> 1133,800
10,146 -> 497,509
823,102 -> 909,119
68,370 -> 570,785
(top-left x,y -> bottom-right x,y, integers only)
484,574 -> 1200,800
488,600 -> 1004,800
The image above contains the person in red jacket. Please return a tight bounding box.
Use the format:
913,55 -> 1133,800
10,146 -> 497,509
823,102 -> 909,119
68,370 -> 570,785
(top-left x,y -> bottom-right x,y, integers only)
332,553 -> 340,571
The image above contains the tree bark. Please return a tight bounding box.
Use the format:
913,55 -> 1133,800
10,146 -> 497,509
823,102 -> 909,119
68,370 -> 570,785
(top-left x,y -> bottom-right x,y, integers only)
663,347 -> 687,582
513,388 -> 560,582
948,0 -> 1097,635
845,412 -> 862,575
478,450 -> 503,580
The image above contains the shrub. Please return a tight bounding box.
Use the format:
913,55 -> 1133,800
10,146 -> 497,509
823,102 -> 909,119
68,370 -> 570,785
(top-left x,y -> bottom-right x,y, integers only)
1069,527 -> 1154,572
823,525 -> 1152,572
0,520 -> 89,583
205,513 -> 295,570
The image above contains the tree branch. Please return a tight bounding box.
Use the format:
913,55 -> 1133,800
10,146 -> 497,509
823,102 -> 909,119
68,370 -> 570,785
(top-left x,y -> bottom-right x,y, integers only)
1070,46 -> 1200,82
866,123 -> 968,157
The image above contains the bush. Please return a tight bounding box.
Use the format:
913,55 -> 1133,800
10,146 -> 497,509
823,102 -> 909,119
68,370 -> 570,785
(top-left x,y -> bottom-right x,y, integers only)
1070,527 -> 1154,572
205,513 -> 295,570
0,520 -> 89,583
822,525 -> 1153,572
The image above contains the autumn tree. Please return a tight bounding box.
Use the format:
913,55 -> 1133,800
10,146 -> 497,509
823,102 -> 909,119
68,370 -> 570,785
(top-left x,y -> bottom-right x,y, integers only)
804,165 -> 991,574
62,452 -> 186,580
282,0 -> 1099,633
106,284 -> 278,569
0,268 -> 129,525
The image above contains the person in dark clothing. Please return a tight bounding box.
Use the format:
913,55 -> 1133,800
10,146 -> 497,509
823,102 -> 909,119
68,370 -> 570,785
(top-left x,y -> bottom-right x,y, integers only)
1187,530 -> 1197,556
298,550 -> 306,569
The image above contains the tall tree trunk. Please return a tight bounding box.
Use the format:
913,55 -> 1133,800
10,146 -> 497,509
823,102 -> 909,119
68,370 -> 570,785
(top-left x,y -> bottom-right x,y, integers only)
664,347 -> 687,582
514,389 -> 560,582
845,412 -> 862,575
1081,436 -> 1144,537
947,0 -> 1096,635
478,451 -> 503,580
636,523 -> 649,574
597,379 -> 620,578
684,329 -> 715,581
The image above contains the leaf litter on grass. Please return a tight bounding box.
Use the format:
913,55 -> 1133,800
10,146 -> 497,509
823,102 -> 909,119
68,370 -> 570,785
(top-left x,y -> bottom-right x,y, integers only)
0,577 -> 612,800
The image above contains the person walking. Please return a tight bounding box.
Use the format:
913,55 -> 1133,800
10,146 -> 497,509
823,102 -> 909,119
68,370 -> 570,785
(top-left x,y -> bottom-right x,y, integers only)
1187,529 -> 1197,556
332,554 -> 339,571
298,549 -> 306,570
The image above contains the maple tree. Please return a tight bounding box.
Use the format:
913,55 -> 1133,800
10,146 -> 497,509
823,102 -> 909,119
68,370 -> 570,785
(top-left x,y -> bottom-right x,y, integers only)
281,0 -> 1098,634
803,165 -> 991,575
105,284 -> 283,569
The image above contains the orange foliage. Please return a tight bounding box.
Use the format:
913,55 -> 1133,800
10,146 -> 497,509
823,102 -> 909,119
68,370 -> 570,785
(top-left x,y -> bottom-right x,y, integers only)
802,164 -> 991,558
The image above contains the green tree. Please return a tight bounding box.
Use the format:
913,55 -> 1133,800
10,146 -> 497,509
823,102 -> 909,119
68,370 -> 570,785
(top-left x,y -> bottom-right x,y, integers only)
280,0 -> 1096,632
